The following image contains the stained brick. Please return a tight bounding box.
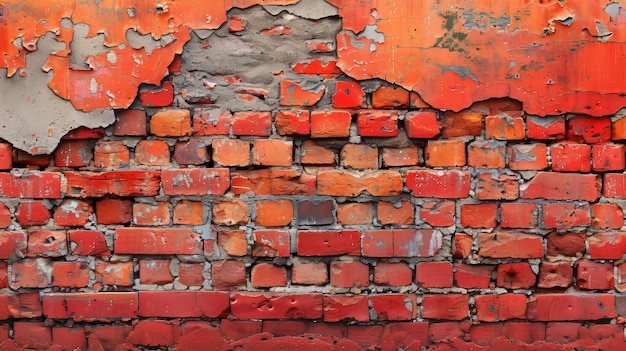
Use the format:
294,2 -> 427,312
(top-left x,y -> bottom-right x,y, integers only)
425,139 -> 466,167
114,228 -> 202,255
135,140 -> 170,166
280,80 -> 325,107
252,230 -> 290,258
150,109 -> 191,137
542,202 -> 590,229
478,232 -> 544,258
64,171 -> 160,197
356,110 -> 399,137
550,142 -> 591,172
53,199 -> 93,227
485,114 -> 525,140
162,168 -> 230,195
323,295 -> 369,322
508,143 -> 548,170
406,170 -> 471,198
275,110 -> 310,135
467,140 -> 506,168
566,115 -> 611,144
370,294 -> 417,321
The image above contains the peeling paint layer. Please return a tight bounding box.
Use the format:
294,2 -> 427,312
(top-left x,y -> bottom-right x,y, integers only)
328,0 -> 626,116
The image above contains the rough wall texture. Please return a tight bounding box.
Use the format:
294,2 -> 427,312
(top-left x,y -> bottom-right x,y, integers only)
1,0 -> 626,350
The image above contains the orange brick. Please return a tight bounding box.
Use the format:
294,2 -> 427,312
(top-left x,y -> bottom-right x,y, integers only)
441,111 -> 483,138
485,114 -> 525,140
133,202 -> 170,226
612,116 -> 626,140
150,109 -> 191,137
468,141 -> 506,168
213,200 -> 249,226
280,80 -> 325,107
217,230 -> 248,256
425,139 -> 466,167
337,203 -> 373,225
377,201 -> 414,225
255,200 -> 293,227
475,173 -> 519,200
381,146 -> 419,167
94,141 -> 129,167
134,140 -> 170,166
212,139 -> 250,167
340,144 -> 378,169
292,260 -> 328,285
454,234 -> 473,259
251,263 -> 287,288
310,111 -> 352,138
252,140 -> 293,167
275,110 -> 310,135
300,141 -> 335,165
173,200 -> 203,225
371,85 -> 409,109
508,144 -> 548,170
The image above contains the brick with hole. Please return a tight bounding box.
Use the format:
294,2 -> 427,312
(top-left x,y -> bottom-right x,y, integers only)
454,264 -> 493,289
468,140 -> 506,168
94,141 -> 130,168
133,202 -> 170,226
292,260 -> 328,285
27,230 -> 67,257
212,139 -> 250,167
275,110 -> 310,135
340,144 -> 379,169
251,263 -> 287,288
372,85 -> 410,109
310,110 -> 352,138
566,115 -> 611,144
150,109 -> 191,137
527,294 -> 616,321
377,200 -> 414,225
217,230 -> 248,257
461,203 -> 497,229
332,81 -> 366,108
370,294 -> 417,321
508,143 -> 548,170
252,230 -> 290,258
576,260 -> 614,290
300,140 -> 335,165
475,173 -> 519,200
173,200 -> 203,225
496,262 -> 536,289
135,140 -> 170,166
323,295 -> 369,322
52,261 -> 89,288
139,259 -> 174,285
16,200 -> 50,226
252,139 -> 293,167
415,261 -> 453,288
538,261 -> 573,288
95,199 -> 132,225
425,139 -> 466,167
173,139 -> 209,165
330,261 -> 369,288
475,294 -> 527,322
374,262 -> 412,286
337,202 -> 373,225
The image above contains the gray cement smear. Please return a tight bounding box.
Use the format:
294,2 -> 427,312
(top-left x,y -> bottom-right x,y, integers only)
0,33 -> 114,155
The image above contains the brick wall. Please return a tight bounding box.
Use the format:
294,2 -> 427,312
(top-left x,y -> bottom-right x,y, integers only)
2,4 -> 626,351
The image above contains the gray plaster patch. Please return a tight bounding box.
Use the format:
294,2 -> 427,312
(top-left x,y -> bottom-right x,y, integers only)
264,0 -> 338,20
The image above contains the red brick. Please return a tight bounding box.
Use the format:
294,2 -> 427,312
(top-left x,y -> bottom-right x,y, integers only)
592,143 -> 625,171
422,294 -> 468,320
337,202 -> 372,225
252,139 -> 293,166
0,171 -> 61,198
139,291 -> 229,318
297,230 -> 360,256
374,262 -> 413,286
617,263 -> 626,292
467,140 -> 506,168
425,139 -> 466,167
212,260 -> 246,290
262,321 -> 306,337
133,202 -> 170,226
43,292 -> 138,320
27,230 -> 67,257
0,203 -> 10,229
52,328 -> 87,351
231,292 -> 323,319
547,232 -> 586,257
330,261 -> 369,288
0,143 -> 11,170
475,173 -> 519,200
441,111 -> 483,138
64,171 -> 160,197
545,322 -> 582,344
85,325 -> 133,350
415,261 -> 453,288
576,260 -> 614,290
150,109 -> 191,137
332,81 -> 366,108
454,233 -> 473,259
213,199 -> 250,225
114,109 -> 147,136
251,263 -> 287,288
508,143 -> 549,170
16,200 -> 51,226
54,140 -> 94,167
527,294 -> 616,321
232,111 -> 272,136
300,140 -> 335,165
212,138 -> 250,167
363,229 -> 443,258
372,85 -> 410,109
173,139 -> 209,165
566,115 -> 611,144
504,322 -> 547,344
127,320 -> 178,347
500,203 -> 538,229
179,263 -> 205,287
291,260 -> 328,285
12,150 -> 50,167
0,231 -> 27,259
280,80 -> 324,106
270,169 -> 316,195
520,172 -> 600,201
0,262 -> 6,289
192,109 -> 231,136
538,261 -> 573,288
310,110 -> 352,138
370,294 -> 417,321
94,260 -> 133,287
95,198 -> 132,224
420,201 -> 455,227
139,81 -> 174,107
53,199 -> 92,227
63,127 -> 106,140
134,140 -> 170,166
385,322 -> 429,349
173,200 -> 203,225
10,258 -> 49,288
93,141 -> 130,167
475,294 -> 527,321
13,322 -> 51,349
404,111 -> 440,138
275,109 -> 310,135
377,200 -> 414,225
162,168 -> 230,195
461,203 -> 497,229
219,320 -> 262,342
323,295 -> 369,322
114,227 -> 202,255
346,325 -> 384,349
592,204 -> 624,230
454,264 -> 493,289
496,262 -> 536,289
340,144 -> 378,169
362,229 -> 393,257
292,59 -> 341,77
357,110 -> 399,137
139,259 -> 173,285
52,261 -> 89,288
527,115 -> 565,140
318,170 -> 402,196
543,202 -> 590,229
382,146 -> 419,166
550,142 -> 591,172
406,170 -> 470,198
478,232 -> 544,258
217,230 -> 247,257
69,230 -> 110,256
485,114 -> 525,140
252,230 -> 290,258
429,322 -> 466,342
